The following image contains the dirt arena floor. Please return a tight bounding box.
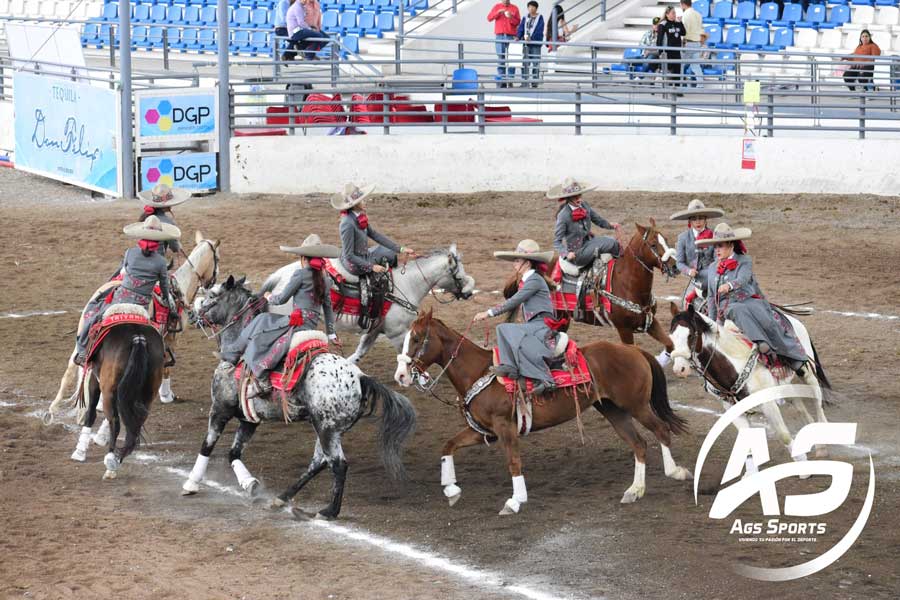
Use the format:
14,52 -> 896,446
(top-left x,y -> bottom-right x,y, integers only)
1,167 -> 898,600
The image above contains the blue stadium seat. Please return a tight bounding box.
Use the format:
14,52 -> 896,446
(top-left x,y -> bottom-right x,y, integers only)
147,26 -> 166,48
375,0 -> 400,14
797,3 -> 825,27
874,0 -> 897,5
710,1 -> 733,22
375,11 -> 394,31
763,26 -> 792,49
405,0 -> 427,14
179,6 -> 199,24
197,28 -> 216,51
323,10 -> 341,32
199,5 -> 217,24
81,22 -> 100,45
149,4 -> 167,22
348,11 -> 378,35
357,0 -> 375,10
773,3 -> 802,25
173,27 -> 199,50
231,6 -> 250,26
94,23 -> 113,47
750,2 -> 779,25
704,23 -> 723,46
339,11 -> 357,33
101,3 -> 117,21
827,4 -> 851,25
250,8 -> 270,27
250,30 -> 271,53
341,34 -> 360,55
725,1 -> 755,23
703,50 -> 736,76
133,4 -> 150,22
230,29 -> 252,52
694,0 -> 710,17
610,48 -> 647,76
850,0 -> 874,6
738,26 -> 769,49
718,24 -> 745,48
451,68 -> 478,89
132,25 -> 150,47
165,6 -> 183,23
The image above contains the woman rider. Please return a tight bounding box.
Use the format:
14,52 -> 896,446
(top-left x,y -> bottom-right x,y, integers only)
670,198 -> 724,310
549,177 -> 621,269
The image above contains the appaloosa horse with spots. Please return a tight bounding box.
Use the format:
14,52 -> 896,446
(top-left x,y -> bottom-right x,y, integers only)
182,276 -> 416,519
395,309 -> 691,515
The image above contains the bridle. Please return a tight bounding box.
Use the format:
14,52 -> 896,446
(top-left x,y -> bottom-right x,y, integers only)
670,317 -> 758,400
629,228 -> 676,279
195,290 -> 265,342
180,239 -> 220,292
394,251 -> 472,312
398,318 -> 476,407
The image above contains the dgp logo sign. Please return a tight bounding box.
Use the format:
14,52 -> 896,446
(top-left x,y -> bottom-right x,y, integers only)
140,153 -> 217,191
137,89 -> 217,140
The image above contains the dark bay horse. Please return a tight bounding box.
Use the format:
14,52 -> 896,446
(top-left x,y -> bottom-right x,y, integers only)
394,309 -> 691,515
548,221 -> 678,362
70,317 -> 166,480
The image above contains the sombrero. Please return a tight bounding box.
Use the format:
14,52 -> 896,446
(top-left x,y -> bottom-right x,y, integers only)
280,234 -> 341,258
137,183 -> 192,208
123,214 -> 182,241
494,239 -> 555,264
545,177 -> 596,201
669,198 -> 725,221
330,183 -> 376,211
694,223 -> 751,247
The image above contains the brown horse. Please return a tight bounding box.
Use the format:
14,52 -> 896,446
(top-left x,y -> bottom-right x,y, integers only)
548,220 -> 678,362
394,309 -> 691,515
69,316 -> 166,479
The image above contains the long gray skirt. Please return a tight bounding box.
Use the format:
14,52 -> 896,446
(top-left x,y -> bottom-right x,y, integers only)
722,298 -> 808,363
496,319 -> 556,384
342,247 -> 399,276
223,312 -> 322,377
573,236 -> 620,266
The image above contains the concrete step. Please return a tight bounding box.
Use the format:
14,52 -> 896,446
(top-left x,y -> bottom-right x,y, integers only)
605,27 -> 645,42
624,17 -> 656,27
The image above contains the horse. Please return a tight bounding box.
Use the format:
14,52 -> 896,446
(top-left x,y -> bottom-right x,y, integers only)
69,306 -> 166,479
548,221 -> 678,364
49,232 -> 220,445
262,245 -> 475,364
182,275 -> 417,520
668,302 -> 831,473
394,309 -> 691,515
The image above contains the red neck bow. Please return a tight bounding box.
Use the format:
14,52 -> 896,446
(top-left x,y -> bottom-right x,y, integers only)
717,258 -> 739,274
695,228 -> 713,240
571,207 -> 588,221
308,257 -> 325,271
544,316 -> 569,331
356,213 -> 369,229
138,239 -> 160,253
288,308 -> 305,327
143,205 -> 156,216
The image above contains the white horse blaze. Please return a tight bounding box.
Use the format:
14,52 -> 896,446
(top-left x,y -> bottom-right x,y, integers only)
394,331 -> 413,385
658,233 -> 676,262
670,325 -> 693,377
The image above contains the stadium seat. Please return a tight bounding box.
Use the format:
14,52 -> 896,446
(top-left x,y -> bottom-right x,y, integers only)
147,26 -> 166,48
710,1 -> 733,22
738,26 -> 770,49
165,5 -> 182,23
749,2 -> 779,25
250,29 -> 271,53
199,5 -> 217,24
827,4 -> 851,26
230,29 -> 252,52
250,8 -> 270,27
772,3 -> 802,25
339,11 -> 357,33
375,0 -> 399,13
405,0 -> 427,14
148,4 -> 165,22
133,25 -> 151,47
178,5 -> 199,24
850,0 -> 874,6
705,23 -> 723,46
93,23 -> 112,47
725,1 -> 755,24
133,4 -> 150,22
817,27 -> 844,50
763,26 -> 793,49
349,11 -> 379,36
81,22 -> 100,45
100,2 -> 117,21
174,27 -> 199,50
797,4 -> 826,27
875,5 -> 900,25
375,11 -> 394,31
341,34 -> 360,55
231,6 -> 250,26
197,27 -> 216,51
793,27 -> 818,47
323,10 -> 341,33
848,5 -> 875,24
450,68 -> 478,90
694,0 -> 710,17
719,24 -> 746,47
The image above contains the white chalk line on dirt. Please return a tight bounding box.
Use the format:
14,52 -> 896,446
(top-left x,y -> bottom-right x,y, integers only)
0,309 -> 68,319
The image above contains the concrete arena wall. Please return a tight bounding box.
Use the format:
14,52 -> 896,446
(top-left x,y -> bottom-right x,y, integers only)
230,135 -> 898,196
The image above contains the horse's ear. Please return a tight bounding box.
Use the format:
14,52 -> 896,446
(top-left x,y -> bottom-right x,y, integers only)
195,231 -> 203,245
649,217 -> 657,229
225,274 -> 235,289
236,276 -> 246,288
687,303 -> 696,317
635,222 -> 645,233
669,301 -> 679,317
213,239 -> 221,249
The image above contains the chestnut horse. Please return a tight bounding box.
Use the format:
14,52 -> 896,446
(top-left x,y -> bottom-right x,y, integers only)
547,221 -> 678,363
395,309 -> 691,515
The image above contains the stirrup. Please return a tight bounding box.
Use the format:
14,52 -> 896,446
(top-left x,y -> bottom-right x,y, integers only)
531,381 -> 557,396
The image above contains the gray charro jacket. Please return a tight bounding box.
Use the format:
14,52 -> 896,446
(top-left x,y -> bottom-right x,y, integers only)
553,201 -> 614,255
269,266 -> 336,335
700,253 -> 764,322
339,211 -> 401,274
119,246 -> 171,300
488,272 -> 555,322
676,228 -> 716,276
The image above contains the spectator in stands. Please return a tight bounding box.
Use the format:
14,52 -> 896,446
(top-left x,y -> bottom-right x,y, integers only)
517,1 -> 544,87
843,29 -> 881,92
274,0 -> 291,43
640,16 -> 661,75
657,6 -> 685,94
680,0 -> 705,88
488,0 -> 522,88
284,0 -> 323,61
546,3 -> 577,52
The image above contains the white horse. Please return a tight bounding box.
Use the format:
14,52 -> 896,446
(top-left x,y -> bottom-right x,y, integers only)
262,245 -> 475,364
668,303 -> 830,475
51,232 -> 220,454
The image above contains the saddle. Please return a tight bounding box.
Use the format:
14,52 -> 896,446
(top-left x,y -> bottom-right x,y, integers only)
84,304 -> 154,366
722,319 -> 794,375
491,335 -> 592,395
324,259 -> 393,329
233,331 -> 330,424
89,275 -> 182,336
551,255 -> 615,319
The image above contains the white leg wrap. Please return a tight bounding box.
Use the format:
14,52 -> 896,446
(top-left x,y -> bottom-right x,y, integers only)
512,475 -> 527,503
71,426 -> 92,461
231,459 -> 256,489
159,378 -> 174,404
92,419 -> 111,446
104,452 -> 119,472
189,454 -> 210,483
440,455 -> 456,486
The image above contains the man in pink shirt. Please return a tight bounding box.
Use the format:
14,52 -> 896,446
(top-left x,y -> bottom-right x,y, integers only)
488,0 -> 521,87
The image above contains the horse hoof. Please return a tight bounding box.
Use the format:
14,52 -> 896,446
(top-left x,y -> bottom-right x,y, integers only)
499,498 -> 521,515
620,486 -> 645,504
315,510 -> 338,521
182,480 -> 200,495
270,497 -> 287,510
103,469 -> 117,480
668,467 -> 692,481
447,493 -> 461,507
245,478 -> 261,498
42,412 -> 54,426
443,484 -> 462,507
103,453 -> 119,472
92,432 -> 110,446
290,507 -> 314,521
159,392 -> 175,404
71,448 -> 87,462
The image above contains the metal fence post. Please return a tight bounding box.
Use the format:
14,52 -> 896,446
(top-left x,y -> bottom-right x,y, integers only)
458,42 -> 464,71
601,0 -> 607,21
217,0 -> 231,192
669,94 -> 676,135
383,95 -> 390,135
575,91 -> 582,135
477,91 -> 485,134
767,92 -> 774,137
452,0 -> 457,14
109,25 -> 115,67
859,93 -> 866,140
163,28 -> 170,71
119,0 -> 134,198
591,46 -> 597,87
398,2 -> 405,38
331,40 -> 338,86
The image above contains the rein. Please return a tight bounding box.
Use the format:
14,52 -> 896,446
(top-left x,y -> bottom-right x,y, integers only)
197,294 -> 266,341
391,251 -> 469,313
403,318 -> 485,407
672,324 -> 759,400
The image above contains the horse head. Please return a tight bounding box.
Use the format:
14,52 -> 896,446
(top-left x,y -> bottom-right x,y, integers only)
395,308 -> 446,387
668,302 -> 712,378
634,219 -> 678,278
196,274 -> 252,329
177,232 -> 221,304
436,244 -> 476,300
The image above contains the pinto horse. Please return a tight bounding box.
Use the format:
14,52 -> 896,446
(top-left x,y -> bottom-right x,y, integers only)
548,221 -> 678,363
395,309 -> 691,515
70,311 -> 166,479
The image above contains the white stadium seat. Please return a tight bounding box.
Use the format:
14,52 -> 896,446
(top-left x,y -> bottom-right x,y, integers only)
892,34 -> 900,52
40,0 -> 57,17
818,29 -> 844,51
850,5 -> 875,26
0,0 -> 10,14
24,0 -> 41,16
10,0 -> 26,16
794,28 -> 819,49
875,7 -> 899,27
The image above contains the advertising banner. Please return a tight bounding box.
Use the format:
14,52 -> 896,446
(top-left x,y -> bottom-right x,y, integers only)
139,152 -> 218,191
136,88 -> 217,142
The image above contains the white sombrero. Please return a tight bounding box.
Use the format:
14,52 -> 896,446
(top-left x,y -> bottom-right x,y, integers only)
545,177 -> 596,201
280,234 -> 341,258
694,222 -> 751,247
669,198 -> 726,221
330,183 -> 376,211
123,214 -> 182,241
137,183 -> 193,208
494,239 -> 555,264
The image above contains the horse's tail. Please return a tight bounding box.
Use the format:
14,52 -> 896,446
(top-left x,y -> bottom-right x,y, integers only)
809,338 -> 832,392
641,350 -> 688,435
116,332 -> 152,441
359,375 -> 417,481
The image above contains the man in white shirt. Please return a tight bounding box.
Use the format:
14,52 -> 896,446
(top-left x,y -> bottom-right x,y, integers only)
680,0 -> 706,88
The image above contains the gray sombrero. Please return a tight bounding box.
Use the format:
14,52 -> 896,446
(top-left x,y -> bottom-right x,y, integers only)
330,183 -> 376,211
123,214 -> 182,241
137,183 -> 192,208
694,223 -> 751,247
494,239 -> 555,264
280,234 -> 341,258
669,198 -> 726,221
545,177 -> 596,201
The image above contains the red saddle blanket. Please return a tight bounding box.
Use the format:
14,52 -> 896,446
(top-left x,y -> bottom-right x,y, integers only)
86,313 -> 152,364
492,341 -> 592,394
550,259 -> 615,315
323,259 -> 393,317
233,338 -> 329,392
